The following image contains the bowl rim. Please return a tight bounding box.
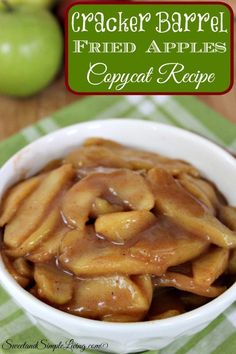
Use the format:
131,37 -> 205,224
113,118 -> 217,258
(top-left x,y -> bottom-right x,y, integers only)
0,118 -> 236,334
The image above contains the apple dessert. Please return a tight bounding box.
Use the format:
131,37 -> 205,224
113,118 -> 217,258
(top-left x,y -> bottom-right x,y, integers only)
1,138 -> 236,322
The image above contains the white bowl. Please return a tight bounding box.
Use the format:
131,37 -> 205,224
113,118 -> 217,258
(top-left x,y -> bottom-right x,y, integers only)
0,119 -> 236,354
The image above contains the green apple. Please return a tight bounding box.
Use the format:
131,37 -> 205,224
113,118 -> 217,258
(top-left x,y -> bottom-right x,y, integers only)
0,0 -> 58,10
0,8 -> 63,97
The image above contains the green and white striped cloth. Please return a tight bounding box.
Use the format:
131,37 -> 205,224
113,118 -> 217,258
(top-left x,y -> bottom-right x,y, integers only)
1,95 -> 236,354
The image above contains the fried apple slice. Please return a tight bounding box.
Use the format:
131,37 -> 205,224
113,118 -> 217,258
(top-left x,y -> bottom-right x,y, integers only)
91,198 -> 123,218
83,137 -> 122,148
79,138 -> 199,176
0,175 -> 43,226
60,240 -> 163,276
62,275 -> 150,321
59,228 -> 160,276
219,207 -> 236,274
27,227 -> 68,263
1,253 -> 29,288
13,258 -> 33,278
5,208 -> 61,258
59,224 -> 208,277
179,174 -> 218,214
114,275 -> 153,321
155,272 -> 226,297
95,211 -> 156,243
148,169 -> 236,248
219,206 -> 236,231
67,145 -> 132,169
34,264 -> 73,305
131,275 -> 153,307
4,164 -> 75,249
129,219 -> 208,269
192,248 -> 229,287
130,231 -> 208,270
62,169 -> 154,230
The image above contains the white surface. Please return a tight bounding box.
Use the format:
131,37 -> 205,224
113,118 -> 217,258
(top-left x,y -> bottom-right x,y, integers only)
0,119 -> 236,353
